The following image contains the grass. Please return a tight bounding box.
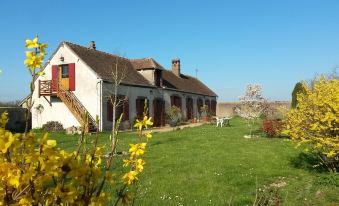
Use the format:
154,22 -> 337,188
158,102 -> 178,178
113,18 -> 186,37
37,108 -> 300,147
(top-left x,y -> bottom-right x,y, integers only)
39,117 -> 339,205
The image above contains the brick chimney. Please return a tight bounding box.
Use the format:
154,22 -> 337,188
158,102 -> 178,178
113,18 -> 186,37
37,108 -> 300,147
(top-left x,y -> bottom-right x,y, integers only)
89,41 -> 96,50
172,58 -> 181,77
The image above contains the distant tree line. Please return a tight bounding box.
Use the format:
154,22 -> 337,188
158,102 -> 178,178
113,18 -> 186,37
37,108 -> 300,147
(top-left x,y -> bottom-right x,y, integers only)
0,100 -> 21,107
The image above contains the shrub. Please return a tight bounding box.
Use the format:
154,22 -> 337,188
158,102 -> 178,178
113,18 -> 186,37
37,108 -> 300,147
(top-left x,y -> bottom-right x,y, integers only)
42,121 -> 64,132
291,81 -> 307,108
262,119 -> 283,138
166,106 -> 181,122
283,76 -> 339,172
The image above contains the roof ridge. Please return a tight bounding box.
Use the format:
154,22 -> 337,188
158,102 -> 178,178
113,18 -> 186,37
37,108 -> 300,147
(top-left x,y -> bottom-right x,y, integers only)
63,41 -> 131,61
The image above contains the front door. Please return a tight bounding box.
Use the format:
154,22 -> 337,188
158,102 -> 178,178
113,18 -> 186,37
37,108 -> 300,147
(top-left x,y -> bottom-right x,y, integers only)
186,97 -> 193,120
59,64 -> 69,90
153,98 -> 165,127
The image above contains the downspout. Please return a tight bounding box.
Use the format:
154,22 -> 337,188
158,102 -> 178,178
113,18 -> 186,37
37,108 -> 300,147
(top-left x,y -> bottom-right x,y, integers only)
100,79 -> 103,131
96,79 -> 103,131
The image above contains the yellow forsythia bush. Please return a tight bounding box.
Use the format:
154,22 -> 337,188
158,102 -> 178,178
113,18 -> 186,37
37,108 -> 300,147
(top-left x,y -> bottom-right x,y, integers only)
0,112 -> 153,205
284,76 -> 339,170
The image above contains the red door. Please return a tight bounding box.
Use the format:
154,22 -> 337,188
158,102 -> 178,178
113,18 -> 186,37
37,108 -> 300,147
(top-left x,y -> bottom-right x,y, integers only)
153,98 -> 165,127
186,98 -> 193,120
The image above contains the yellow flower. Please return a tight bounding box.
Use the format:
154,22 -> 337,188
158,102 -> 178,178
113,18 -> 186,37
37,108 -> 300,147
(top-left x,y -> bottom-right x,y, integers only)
39,43 -> 48,54
122,171 -> 138,185
24,51 -> 43,69
46,140 -> 57,148
123,159 -> 131,167
135,159 -> 145,172
143,116 -> 153,128
0,130 -> 15,153
146,131 -> 153,141
129,143 -> 146,157
0,112 -> 8,128
25,36 -> 39,48
133,116 -> 153,130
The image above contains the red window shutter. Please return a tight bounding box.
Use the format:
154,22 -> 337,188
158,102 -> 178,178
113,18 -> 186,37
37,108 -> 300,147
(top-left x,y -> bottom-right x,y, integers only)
52,65 -> 58,92
69,63 -> 75,91
146,99 -> 149,117
107,100 -> 113,121
123,99 -> 129,121
161,100 -> 165,126
136,99 -> 141,120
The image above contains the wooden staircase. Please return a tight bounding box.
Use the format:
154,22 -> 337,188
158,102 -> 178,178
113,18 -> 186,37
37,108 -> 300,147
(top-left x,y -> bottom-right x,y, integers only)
39,80 -> 97,132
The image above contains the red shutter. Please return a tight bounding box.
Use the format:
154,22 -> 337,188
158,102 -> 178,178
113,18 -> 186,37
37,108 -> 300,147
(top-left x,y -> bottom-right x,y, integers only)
144,99 -> 149,117
123,99 -> 129,121
69,63 -> 75,91
107,100 -> 113,121
161,100 -> 165,126
178,97 -> 182,109
136,99 -> 141,120
52,65 -> 58,92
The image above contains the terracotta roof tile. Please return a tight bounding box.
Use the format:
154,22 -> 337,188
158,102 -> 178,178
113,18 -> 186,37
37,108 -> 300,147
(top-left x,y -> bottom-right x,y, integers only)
162,70 -> 217,97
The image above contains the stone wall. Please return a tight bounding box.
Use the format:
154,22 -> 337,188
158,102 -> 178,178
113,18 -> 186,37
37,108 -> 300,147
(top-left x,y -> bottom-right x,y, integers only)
216,101 -> 290,118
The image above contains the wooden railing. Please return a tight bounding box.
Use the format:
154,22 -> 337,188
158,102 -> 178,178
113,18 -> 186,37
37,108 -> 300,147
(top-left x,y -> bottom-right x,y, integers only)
38,80 -> 57,97
38,80 -> 97,132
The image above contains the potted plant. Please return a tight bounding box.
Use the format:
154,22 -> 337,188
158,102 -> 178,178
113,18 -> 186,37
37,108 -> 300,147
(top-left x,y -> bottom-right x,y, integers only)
166,106 -> 181,127
200,104 -> 209,122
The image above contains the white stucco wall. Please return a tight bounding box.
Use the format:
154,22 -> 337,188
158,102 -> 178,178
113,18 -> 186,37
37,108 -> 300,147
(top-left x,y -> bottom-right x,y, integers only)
31,44 -> 100,129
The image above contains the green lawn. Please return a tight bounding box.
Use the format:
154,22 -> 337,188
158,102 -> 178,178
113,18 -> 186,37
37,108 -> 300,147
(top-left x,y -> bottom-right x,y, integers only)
41,117 -> 339,205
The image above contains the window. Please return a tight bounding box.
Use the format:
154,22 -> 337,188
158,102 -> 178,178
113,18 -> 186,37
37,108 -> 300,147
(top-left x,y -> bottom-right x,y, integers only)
61,65 -> 69,78
154,69 -> 162,87
170,95 -> 182,109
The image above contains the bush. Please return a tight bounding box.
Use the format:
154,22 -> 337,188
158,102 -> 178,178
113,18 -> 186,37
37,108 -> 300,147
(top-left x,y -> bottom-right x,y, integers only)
284,76 -> 339,172
291,81 -> 307,108
42,121 -> 64,132
262,119 -> 283,138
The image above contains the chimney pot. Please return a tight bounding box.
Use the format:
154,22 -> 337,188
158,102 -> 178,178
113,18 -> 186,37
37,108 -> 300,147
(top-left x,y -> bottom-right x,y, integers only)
172,58 -> 181,77
89,41 -> 96,50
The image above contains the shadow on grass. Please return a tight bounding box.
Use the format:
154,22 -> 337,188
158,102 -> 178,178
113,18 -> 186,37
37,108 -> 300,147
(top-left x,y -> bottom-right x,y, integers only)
151,136 -> 185,146
290,152 -> 328,173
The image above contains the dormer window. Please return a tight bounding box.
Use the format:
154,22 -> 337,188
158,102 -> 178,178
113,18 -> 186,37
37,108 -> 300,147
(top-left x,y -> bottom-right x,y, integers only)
155,69 -> 162,87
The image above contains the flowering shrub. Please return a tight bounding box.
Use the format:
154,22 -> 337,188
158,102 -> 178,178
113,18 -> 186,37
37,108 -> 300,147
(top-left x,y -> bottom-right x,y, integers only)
283,76 -> 339,172
0,36 -> 154,205
236,84 -> 267,137
262,119 -> 283,138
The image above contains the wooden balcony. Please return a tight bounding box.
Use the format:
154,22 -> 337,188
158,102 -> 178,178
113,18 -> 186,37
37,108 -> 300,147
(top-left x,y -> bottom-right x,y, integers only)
38,80 -> 57,97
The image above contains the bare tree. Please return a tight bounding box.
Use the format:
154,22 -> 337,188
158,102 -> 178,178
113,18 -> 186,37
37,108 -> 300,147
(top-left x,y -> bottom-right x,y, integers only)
106,56 -> 128,150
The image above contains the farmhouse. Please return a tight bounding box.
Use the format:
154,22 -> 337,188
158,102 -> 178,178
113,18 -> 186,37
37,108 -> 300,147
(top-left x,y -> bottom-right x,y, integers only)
31,41 -> 217,131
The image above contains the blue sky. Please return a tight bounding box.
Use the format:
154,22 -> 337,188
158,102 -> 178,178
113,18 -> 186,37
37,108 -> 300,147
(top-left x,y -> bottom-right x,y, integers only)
1,0 -> 339,102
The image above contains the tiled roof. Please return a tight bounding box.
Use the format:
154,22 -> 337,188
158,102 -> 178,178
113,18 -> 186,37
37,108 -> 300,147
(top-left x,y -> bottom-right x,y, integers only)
130,58 -> 165,70
64,42 -> 217,97
162,70 -> 217,97
65,42 -> 152,86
